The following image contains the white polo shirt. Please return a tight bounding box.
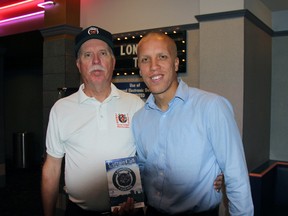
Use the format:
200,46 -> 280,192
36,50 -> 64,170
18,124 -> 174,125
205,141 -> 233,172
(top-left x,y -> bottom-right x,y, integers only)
46,83 -> 144,211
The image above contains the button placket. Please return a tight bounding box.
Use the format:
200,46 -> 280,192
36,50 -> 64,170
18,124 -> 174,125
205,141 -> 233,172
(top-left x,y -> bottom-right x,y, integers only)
98,103 -> 108,130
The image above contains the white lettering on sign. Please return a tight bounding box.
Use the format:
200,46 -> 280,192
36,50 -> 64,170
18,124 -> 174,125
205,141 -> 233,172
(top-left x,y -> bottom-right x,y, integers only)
120,44 -> 137,56
133,57 -> 138,67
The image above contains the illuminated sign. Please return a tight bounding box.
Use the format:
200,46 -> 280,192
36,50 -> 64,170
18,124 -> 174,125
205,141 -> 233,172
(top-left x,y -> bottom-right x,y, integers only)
113,30 -> 187,77
0,0 -> 54,25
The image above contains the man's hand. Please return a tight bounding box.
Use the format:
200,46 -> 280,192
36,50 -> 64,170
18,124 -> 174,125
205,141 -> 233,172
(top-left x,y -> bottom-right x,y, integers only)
112,197 -> 140,216
214,173 -> 224,192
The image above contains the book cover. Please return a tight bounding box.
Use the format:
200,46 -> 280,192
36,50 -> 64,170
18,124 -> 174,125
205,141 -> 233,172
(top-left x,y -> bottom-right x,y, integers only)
105,156 -> 145,211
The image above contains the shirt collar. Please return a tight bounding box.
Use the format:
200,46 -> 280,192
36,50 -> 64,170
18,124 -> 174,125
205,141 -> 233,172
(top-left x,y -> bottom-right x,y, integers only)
145,78 -> 189,110
78,83 -> 120,104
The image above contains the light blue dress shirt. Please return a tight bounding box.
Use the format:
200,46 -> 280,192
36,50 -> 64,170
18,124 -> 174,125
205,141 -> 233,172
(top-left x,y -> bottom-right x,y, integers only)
132,79 -> 254,215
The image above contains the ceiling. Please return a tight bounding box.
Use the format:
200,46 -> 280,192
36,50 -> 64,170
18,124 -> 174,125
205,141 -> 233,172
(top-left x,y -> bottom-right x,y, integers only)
260,0 -> 288,11
1,0 -> 288,11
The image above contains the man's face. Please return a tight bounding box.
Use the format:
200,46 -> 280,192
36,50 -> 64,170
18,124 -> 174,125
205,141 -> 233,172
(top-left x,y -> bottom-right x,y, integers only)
76,39 -> 115,89
137,36 -> 179,96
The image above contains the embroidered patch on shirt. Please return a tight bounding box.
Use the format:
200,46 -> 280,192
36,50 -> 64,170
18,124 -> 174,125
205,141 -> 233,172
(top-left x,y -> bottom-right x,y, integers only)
115,113 -> 130,128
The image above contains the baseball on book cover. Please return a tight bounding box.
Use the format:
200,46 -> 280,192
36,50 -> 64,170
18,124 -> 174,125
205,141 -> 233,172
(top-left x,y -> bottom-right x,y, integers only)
105,156 -> 145,211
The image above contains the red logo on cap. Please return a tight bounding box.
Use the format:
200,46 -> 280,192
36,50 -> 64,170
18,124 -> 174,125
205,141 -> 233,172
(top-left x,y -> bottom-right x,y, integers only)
88,27 -> 99,35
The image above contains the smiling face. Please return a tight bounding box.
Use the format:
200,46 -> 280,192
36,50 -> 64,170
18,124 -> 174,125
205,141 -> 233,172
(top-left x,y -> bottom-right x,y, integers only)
76,39 -> 115,95
137,33 -> 179,99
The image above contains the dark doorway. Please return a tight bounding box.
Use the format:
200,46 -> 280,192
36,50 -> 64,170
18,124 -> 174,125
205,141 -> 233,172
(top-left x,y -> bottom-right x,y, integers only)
0,30 -> 43,169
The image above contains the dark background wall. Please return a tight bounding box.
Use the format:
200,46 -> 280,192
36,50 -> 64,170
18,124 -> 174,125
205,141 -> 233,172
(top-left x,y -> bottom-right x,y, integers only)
0,30 -> 43,168
0,48 -> 5,185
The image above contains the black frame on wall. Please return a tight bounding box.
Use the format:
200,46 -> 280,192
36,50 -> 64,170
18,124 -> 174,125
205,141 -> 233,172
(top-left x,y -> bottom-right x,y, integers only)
112,24 -> 198,77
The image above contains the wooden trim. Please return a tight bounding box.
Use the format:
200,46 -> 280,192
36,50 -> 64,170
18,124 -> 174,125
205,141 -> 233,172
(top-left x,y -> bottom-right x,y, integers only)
273,30 -> 288,37
195,9 -> 273,36
249,161 -> 288,178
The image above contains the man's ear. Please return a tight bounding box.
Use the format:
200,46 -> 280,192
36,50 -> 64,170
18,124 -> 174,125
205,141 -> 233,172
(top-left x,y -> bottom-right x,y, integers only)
175,57 -> 179,72
139,70 -> 142,76
76,59 -> 80,73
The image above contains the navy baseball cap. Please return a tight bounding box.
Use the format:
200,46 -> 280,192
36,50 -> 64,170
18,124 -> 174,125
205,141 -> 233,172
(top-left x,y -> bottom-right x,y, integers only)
74,26 -> 114,56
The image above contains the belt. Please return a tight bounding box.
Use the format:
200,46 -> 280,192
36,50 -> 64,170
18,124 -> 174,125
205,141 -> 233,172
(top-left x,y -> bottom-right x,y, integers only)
65,199 -> 111,216
146,205 -> 219,216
